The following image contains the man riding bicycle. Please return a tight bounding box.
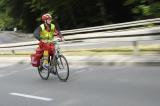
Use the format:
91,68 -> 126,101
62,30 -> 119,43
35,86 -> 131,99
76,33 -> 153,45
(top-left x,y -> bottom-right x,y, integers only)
33,13 -> 63,69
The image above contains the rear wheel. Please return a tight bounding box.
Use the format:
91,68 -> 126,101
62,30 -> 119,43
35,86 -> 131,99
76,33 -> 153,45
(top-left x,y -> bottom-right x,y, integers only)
55,55 -> 69,81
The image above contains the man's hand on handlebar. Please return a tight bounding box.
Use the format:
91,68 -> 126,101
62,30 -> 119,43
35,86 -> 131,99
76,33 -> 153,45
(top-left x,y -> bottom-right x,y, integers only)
55,37 -> 64,42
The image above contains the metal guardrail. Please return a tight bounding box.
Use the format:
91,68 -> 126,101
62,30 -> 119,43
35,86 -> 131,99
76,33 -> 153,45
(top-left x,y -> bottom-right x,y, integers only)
0,18 -> 160,55
0,41 -> 39,48
2,26 -> 160,48
61,18 -> 160,35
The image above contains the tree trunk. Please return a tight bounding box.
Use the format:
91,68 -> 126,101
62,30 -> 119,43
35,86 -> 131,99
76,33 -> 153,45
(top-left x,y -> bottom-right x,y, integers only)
98,0 -> 107,24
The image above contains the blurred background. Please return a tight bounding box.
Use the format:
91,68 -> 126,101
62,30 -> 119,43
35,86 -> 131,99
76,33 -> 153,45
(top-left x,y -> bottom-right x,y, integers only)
0,0 -> 160,56
0,0 -> 160,32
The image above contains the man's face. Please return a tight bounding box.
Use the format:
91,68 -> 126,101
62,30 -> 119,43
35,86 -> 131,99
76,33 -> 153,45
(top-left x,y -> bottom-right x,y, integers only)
46,18 -> 51,24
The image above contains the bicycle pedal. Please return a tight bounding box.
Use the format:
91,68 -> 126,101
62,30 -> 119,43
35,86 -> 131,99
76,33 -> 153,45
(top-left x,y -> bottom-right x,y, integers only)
52,71 -> 57,75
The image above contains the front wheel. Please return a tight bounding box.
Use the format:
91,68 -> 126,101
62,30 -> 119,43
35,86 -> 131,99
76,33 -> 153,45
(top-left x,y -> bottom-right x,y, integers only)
55,55 -> 69,81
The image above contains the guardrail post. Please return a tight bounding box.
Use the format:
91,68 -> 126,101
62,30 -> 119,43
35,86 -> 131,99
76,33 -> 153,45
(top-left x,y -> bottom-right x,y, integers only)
11,50 -> 15,55
13,27 -> 17,32
133,41 -> 139,55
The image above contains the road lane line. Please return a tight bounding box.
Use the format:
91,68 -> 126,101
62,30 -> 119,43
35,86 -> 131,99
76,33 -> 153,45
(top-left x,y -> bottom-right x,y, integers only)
75,69 -> 88,73
74,67 -> 92,73
0,63 -> 16,68
9,93 -> 53,101
0,74 -> 5,77
22,67 -> 35,71
0,71 -> 19,78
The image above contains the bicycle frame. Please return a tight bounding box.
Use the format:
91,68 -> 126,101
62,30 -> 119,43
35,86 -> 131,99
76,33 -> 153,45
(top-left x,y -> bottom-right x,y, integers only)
37,40 -> 69,81
49,41 -> 60,64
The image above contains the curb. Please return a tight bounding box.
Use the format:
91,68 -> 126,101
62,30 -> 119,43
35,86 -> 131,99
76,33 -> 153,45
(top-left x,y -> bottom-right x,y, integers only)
68,61 -> 160,66
12,60 -> 160,66
0,56 -> 160,66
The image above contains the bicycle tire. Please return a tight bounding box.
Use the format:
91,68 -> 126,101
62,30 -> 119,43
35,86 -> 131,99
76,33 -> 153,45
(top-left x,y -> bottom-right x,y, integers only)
55,55 -> 69,81
38,58 -> 50,80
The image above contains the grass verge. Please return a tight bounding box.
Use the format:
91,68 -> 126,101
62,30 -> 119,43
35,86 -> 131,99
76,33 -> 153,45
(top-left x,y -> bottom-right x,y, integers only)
0,45 -> 159,56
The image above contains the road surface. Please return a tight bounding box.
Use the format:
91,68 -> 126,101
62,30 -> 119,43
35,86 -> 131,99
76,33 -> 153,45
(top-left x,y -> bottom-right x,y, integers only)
0,62 -> 160,106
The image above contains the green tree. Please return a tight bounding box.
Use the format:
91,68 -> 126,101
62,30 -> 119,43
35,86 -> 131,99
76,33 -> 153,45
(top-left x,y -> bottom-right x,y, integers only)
124,0 -> 160,19
0,0 -> 13,30
1,0 -> 160,32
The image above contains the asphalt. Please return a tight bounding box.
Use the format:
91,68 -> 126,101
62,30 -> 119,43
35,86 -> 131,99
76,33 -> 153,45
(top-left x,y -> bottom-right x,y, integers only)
0,55 -> 160,66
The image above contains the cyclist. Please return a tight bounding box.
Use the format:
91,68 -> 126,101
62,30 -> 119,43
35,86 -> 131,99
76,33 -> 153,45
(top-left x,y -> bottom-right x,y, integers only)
33,13 -> 63,69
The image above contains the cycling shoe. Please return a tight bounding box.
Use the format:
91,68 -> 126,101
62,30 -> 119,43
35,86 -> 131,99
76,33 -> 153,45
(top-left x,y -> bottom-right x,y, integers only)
43,64 -> 49,70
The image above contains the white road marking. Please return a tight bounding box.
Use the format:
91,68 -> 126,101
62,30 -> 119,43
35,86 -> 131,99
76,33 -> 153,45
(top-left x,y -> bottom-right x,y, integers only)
75,68 -> 91,73
75,69 -> 88,73
0,71 -> 19,78
0,74 -> 5,77
0,63 -> 16,68
0,66 -> 34,78
22,67 -> 35,71
9,93 -> 53,101
3,71 -> 19,76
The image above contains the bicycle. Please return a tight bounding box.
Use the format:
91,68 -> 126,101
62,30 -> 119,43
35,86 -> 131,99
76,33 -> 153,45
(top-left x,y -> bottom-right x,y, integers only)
37,40 -> 69,81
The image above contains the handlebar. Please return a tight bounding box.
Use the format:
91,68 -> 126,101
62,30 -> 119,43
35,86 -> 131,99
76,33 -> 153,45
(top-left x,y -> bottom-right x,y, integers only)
40,38 -> 65,44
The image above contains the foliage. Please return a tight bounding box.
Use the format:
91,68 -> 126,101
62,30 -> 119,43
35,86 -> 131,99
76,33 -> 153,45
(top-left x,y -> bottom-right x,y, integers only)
124,0 -> 160,19
0,0 -> 160,32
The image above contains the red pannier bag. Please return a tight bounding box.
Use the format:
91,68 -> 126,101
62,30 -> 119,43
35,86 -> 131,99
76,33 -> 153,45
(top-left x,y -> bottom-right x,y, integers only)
30,53 -> 41,67
36,47 -> 43,54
